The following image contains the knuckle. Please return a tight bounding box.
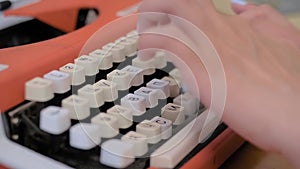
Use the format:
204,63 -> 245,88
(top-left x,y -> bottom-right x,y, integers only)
255,4 -> 275,18
247,5 -> 273,21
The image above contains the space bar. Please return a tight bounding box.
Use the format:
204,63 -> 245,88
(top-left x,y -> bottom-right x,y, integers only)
150,110 -> 218,168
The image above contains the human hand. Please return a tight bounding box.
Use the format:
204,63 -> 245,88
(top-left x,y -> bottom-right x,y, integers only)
137,0 -> 300,167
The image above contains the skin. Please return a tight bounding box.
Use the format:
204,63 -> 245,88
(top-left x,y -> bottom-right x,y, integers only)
137,0 -> 300,168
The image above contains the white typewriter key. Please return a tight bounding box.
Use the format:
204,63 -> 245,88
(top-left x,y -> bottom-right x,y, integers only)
107,70 -> 131,90
114,36 -> 126,44
69,123 -> 101,150
173,93 -> 200,116
78,84 -> 104,108
102,43 -> 126,63
62,95 -> 90,120
146,78 -> 170,98
126,30 -> 138,39
132,55 -> 156,75
161,103 -> 185,125
74,55 -> 99,76
115,37 -> 137,56
107,105 -> 132,129
25,77 -> 54,102
59,63 -> 85,85
94,80 -> 118,102
136,120 -> 161,144
91,113 -> 119,138
134,87 -> 163,108
154,51 -> 167,69
169,68 -> 181,86
126,31 -> 138,48
127,51 -> 137,57
89,49 -> 113,70
121,65 -> 144,86
100,139 -> 135,168
121,131 -> 148,156
43,70 -> 71,94
161,76 -> 180,97
151,110 -> 209,168
39,106 -> 71,135
121,94 -> 146,116
151,116 -> 172,140
125,37 -> 138,55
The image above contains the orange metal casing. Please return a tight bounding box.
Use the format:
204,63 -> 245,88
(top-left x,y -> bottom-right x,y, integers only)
0,0 -> 244,168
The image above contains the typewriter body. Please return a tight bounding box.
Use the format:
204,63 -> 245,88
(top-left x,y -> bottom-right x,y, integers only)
0,0 -> 244,168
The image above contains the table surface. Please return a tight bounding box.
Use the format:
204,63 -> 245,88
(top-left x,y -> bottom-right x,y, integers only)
213,0 -> 299,169
220,143 -> 294,169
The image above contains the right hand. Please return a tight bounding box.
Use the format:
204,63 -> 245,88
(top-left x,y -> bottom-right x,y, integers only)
137,0 -> 300,167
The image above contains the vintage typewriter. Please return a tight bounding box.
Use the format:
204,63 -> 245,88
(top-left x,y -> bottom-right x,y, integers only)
0,0 -> 244,168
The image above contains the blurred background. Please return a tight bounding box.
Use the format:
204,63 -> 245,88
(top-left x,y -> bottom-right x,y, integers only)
249,0 -> 300,14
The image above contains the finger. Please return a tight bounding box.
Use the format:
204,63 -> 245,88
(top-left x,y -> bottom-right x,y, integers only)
237,4 -> 300,47
239,4 -> 285,24
138,0 -> 216,14
137,12 -> 173,61
137,0 -> 176,34
138,0 -> 174,14
230,0 -> 257,14
138,23 -> 227,108
138,0 -> 218,33
137,0 -> 220,61
138,24 -> 210,99
137,12 -> 171,35
137,0 -> 178,33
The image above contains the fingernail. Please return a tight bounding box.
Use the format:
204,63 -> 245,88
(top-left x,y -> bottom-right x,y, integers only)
231,0 -> 248,5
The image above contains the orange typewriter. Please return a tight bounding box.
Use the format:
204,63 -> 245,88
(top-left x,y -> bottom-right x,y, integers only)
0,0 -> 244,168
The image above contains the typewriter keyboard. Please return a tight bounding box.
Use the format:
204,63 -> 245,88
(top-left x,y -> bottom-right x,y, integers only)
1,30 -> 226,169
